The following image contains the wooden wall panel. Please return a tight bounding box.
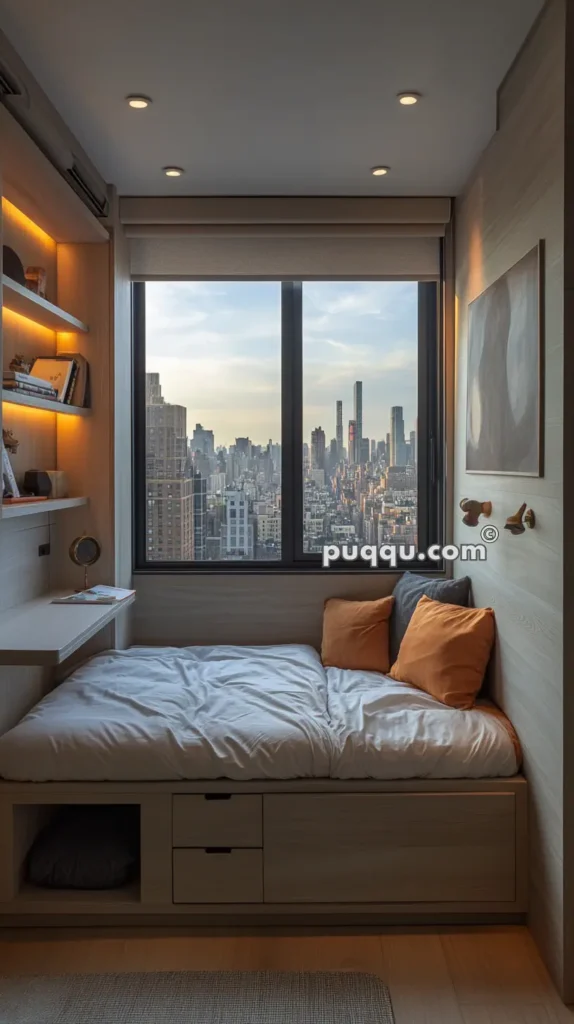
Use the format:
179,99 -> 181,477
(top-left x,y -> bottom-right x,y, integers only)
132,573 -> 397,649
453,0 -> 565,995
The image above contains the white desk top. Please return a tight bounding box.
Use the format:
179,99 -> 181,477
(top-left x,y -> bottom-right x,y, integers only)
0,592 -> 135,666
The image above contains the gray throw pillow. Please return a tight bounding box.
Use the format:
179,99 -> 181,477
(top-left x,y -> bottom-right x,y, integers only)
26,805 -> 139,890
390,573 -> 471,663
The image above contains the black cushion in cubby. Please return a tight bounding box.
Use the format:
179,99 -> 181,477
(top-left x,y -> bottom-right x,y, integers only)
26,804 -> 139,890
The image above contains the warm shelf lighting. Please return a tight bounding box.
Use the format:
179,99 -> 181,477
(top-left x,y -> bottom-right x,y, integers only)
371,166 -> 390,176
1,198 -> 55,250
398,92 -> 421,105
2,306 -> 55,341
163,166 -> 184,177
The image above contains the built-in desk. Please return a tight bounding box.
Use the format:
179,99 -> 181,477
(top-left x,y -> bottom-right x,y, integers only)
0,592 -> 135,665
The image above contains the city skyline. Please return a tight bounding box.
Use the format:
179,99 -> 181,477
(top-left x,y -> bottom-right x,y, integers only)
146,280 -> 418,447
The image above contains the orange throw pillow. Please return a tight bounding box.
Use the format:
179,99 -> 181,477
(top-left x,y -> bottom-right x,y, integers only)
389,594 -> 495,709
321,596 -> 395,673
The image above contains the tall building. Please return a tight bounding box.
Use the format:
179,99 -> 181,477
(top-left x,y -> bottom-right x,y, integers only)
410,429 -> 417,466
336,400 -> 343,457
145,372 -> 193,561
348,419 -> 357,464
191,471 -> 207,560
353,381 -> 363,454
311,427 -> 326,470
390,406 -> 407,467
191,423 -> 214,456
360,438 -> 370,465
223,491 -> 253,558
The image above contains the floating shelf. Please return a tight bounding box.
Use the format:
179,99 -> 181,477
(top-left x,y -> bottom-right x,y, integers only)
2,497 -> 88,520
2,275 -> 89,333
1,388 -> 90,416
0,590 -> 136,666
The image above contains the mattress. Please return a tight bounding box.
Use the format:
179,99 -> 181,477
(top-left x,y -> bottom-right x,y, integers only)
0,646 -> 521,782
0,645 -> 335,782
327,667 -> 521,779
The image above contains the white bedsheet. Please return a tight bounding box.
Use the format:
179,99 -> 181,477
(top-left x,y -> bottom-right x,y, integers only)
0,645 -> 334,782
0,647 -> 520,782
327,668 -> 520,779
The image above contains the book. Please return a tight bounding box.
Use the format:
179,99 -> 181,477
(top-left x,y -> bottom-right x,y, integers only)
3,371 -> 56,392
30,357 -> 76,402
3,381 -> 58,399
57,352 -> 90,407
51,585 -> 135,606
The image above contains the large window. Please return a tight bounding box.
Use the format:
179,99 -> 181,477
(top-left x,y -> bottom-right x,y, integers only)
134,279 -> 442,571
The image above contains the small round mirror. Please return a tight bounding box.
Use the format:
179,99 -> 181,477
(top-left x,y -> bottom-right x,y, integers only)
69,535 -> 101,590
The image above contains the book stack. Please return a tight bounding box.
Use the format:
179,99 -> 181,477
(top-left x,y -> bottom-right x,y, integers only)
3,370 -> 58,401
4,356 -> 91,407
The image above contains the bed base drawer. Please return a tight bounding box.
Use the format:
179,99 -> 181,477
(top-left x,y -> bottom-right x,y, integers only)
173,795 -> 262,848
263,793 -> 516,904
173,848 -> 263,903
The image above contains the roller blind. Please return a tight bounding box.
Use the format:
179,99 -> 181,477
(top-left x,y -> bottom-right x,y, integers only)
121,196 -> 451,279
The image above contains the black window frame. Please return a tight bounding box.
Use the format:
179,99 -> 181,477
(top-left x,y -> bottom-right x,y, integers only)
133,273 -> 444,574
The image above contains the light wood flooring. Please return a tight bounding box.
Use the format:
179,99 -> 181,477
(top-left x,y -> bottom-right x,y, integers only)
0,926 -> 572,1022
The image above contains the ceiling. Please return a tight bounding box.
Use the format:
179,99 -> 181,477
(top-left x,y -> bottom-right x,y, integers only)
0,0 -> 544,197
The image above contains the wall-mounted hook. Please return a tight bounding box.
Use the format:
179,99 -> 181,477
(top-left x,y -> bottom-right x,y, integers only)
504,503 -> 536,535
459,497 -> 492,527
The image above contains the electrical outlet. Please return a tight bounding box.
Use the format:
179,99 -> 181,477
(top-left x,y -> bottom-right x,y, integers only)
38,543 -> 50,557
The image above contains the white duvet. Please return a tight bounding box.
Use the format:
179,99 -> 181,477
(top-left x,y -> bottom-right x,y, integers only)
0,645 -> 520,782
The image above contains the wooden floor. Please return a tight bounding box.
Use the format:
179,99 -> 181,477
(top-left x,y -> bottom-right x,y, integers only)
0,926 -> 572,1021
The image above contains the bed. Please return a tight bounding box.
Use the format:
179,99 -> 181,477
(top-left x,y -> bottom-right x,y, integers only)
0,644 -> 527,921
0,644 -> 520,782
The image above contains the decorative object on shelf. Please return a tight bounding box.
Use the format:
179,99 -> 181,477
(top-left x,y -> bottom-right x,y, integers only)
466,241 -> 544,477
459,497 -> 492,527
23,470 -> 52,498
3,495 -> 47,506
24,265 -> 47,298
9,354 -> 33,375
22,470 -> 68,499
2,428 -> 19,455
2,245 -> 26,285
69,534 -> 102,591
1,437 -> 19,499
504,503 -> 536,535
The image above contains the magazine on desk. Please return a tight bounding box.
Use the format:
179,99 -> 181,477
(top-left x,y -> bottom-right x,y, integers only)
51,586 -> 135,606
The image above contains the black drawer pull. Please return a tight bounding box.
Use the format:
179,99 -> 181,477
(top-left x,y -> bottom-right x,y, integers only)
204,794 -> 232,801
205,847 -> 232,854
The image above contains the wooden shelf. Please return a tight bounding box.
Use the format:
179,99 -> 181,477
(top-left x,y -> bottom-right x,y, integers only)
2,275 -> 88,333
0,591 -> 136,666
1,388 -> 90,416
2,497 -> 88,520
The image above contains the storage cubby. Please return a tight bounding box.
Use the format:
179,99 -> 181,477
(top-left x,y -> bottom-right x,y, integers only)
11,802 -> 141,907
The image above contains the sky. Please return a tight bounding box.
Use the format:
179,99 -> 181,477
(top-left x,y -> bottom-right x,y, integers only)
146,280 -> 418,449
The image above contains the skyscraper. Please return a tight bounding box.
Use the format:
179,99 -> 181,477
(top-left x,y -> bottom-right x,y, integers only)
390,406 -> 407,467
192,423 -> 214,456
336,400 -> 343,458
311,427 -> 326,470
410,429 -> 417,466
348,419 -> 357,465
354,381 -> 363,457
145,372 -> 194,561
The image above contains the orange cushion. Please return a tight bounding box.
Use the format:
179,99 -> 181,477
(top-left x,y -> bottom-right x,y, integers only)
389,594 -> 495,709
321,596 -> 395,673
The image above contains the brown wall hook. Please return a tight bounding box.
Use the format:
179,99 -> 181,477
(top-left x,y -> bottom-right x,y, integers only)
459,497 -> 492,527
504,503 -> 535,535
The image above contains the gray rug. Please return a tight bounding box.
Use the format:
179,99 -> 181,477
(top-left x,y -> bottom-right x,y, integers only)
0,970 -> 394,1023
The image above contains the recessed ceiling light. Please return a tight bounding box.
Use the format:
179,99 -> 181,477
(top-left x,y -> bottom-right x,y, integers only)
126,95 -> 152,109
398,92 -> 421,106
163,166 -> 185,177
371,166 -> 390,176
